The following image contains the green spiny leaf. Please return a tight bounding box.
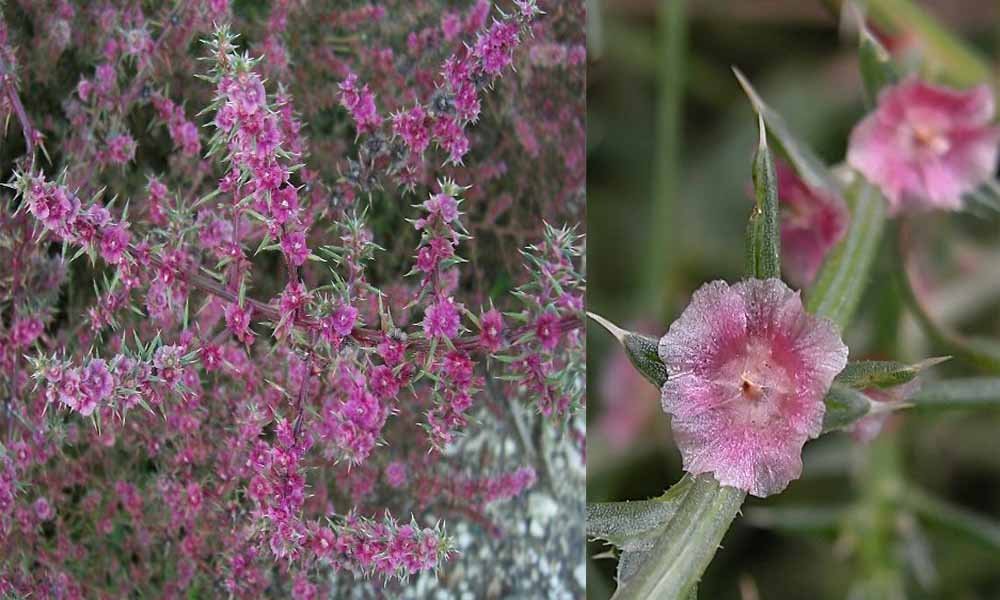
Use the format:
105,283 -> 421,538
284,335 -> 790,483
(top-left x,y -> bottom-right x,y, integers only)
835,357 -> 949,390
587,312 -> 666,388
745,114 -> 780,280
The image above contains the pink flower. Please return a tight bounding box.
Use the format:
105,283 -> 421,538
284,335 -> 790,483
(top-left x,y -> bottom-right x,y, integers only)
423,296 -> 461,339
280,230 -> 309,267
10,317 -> 44,347
441,12 -> 461,41
658,279 -> 848,497
534,312 -> 560,351
339,73 -> 381,133
99,224 -> 131,264
269,186 -> 299,224
384,461 -> 407,488
847,77 -> 1000,214
225,303 -> 255,345
473,20 -> 520,77
393,105 -> 430,154
80,359 -> 114,413
106,133 -> 137,165
33,497 -> 54,521
424,193 -> 460,223
331,304 -> 358,337
773,162 -> 848,288
478,309 -> 504,352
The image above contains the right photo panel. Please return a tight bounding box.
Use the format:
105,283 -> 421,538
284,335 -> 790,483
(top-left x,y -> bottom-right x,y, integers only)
588,1 -> 1000,598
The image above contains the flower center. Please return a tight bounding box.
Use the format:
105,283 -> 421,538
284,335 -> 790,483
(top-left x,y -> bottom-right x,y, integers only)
740,373 -> 765,400
910,123 -> 950,156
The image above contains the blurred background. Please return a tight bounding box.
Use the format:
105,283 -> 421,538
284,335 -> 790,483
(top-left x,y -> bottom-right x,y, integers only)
587,1 -> 1000,598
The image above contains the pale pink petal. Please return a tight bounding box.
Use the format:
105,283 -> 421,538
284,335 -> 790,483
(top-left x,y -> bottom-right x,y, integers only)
658,280 -> 748,376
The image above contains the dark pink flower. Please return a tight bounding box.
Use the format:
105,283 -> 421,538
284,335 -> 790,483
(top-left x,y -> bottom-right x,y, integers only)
225,303 -> 255,346
423,296 -> 461,340
269,186 -> 299,225
106,133 -> 137,165
339,72 -> 381,132
773,161 -> 848,288
473,20 -> 520,77
659,279 -> 848,497
80,359 -> 114,413
99,224 -> 130,264
10,317 -> 44,348
478,308 -> 504,352
280,230 -> 309,267
847,77 -> 1000,214
330,304 -> 358,338
33,497 -> 54,521
534,312 -> 560,351
393,105 -> 430,154
384,461 -> 407,488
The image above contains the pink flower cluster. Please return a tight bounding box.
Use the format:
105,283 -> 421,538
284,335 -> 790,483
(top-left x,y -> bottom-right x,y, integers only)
339,72 -> 381,133
19,173 -> 132,265
152,93 -> 202,156
480,466 -> 538,504
0,1 -> 585,595
329,513 -> 449,580
41,357 -> 114,417
426,350 -> 482,449
321,364 -> 393,464
211,54 -> 309,268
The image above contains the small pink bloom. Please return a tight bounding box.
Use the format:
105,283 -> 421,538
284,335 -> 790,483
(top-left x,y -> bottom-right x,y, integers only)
281,229 -> 310,267
81,358 -> 114,410
330,304 -> 358,337
384,461 -> 407,488
269,186 -> 299,224
773,161 -> 848,288
225,303 -> 255,346
659,279 -> 848,497
106,133 -> 137,165
534,312 -> 560,351
339,72 -> 381,132
441,12 -> 461,41
11,317 -> 44,347
423,296 -> 461,339
847,77 -> 1000,214
393,105 -> 430,154
478,308 -> 504,352
33,497 -> 55,521
99,223 -> 130,264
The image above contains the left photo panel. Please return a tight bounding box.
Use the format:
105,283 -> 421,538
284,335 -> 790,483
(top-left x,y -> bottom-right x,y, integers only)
0,1 -> 586,597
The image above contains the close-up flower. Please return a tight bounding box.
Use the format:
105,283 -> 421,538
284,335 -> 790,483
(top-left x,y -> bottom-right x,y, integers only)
659,279 -> 848,497
589,2 -> 1000,598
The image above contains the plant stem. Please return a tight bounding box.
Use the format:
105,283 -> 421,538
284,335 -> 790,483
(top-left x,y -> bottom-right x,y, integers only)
641,0 -> 686,315
612,475 -> 745,600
